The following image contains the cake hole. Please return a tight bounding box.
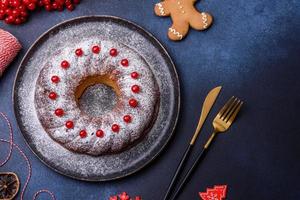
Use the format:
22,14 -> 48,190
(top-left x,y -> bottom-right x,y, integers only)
78,84 -> 118,117
75,75 -> 120,117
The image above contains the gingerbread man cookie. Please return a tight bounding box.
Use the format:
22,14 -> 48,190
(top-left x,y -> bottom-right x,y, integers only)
154,0 -> 213,41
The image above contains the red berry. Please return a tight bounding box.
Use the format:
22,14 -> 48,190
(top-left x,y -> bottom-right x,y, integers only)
65,0 -> 72,6
0,9 -> 5,15
0,14 -> 5,20
123,115 -> 132,123
37,0 -> 43,6
109,48 -> 118,57
42,0 -> 50,5
129,99 -> 138,108
12,0 -> 21,7
66,4 -> 74,11
61,60 -> 70,69
19,16 -> 26,23
131,72 -> 139,79
12,9 -> 20,17
48,92 -> 57,100
5,8 -> 12,16
27,3 -> 36,10
111,124 -> 120,132
96,130 -> 104,138
121,59 -> 129,67
44,4 -> 51,11
54,108 -> 64,117
56,5 -> 63,11
20,11 -> 28,17
73,0 -> 80,4
22,0 -> 30,5
79,130 -> 87,138
51,75 -> 60,83
92,45 -> 100,54
14,17 -> 22,24
5,15 -> 15,24
51,2 -> 58,9
135,196 -> 142,200
1,0 -> 9,7
131,85 -> 140,93
75,48 -> 83,56
18,5 -> 27,11
65,120 -> 74,129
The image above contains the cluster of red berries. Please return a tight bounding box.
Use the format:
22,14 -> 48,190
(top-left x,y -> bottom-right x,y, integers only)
0,0 -> 80,25
109,192 -> 142,200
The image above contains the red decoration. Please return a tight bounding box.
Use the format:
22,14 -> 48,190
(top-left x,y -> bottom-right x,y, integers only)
131,72 -> 139,79
110,48 -> 118,57
131,85 -> 140,93
111,124 -> 120,133
121,59 -> 129,67
199,185 -> 227,200
61,60 -> 70,69
92,45 -> 100,54
65,120 -> 74,129
51,75 -> 60,83
79,130 -> 87,138
96,129 -> 104,138
123,115 -> 132,123
54,108 -> 64,117
109,193 -> 142,200
119,192 -> 130,200
75,48 -> 83,56
129,99 -> 138,108
0,0 -> 80,25
48,92 -> 57,100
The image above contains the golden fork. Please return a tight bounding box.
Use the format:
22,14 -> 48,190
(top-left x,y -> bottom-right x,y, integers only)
170,96 -> 243,200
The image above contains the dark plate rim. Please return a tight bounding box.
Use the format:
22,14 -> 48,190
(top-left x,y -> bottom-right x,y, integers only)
12,15 -> 181,181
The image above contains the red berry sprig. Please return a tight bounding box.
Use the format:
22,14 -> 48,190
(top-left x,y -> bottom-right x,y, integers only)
0,0 -> 81,25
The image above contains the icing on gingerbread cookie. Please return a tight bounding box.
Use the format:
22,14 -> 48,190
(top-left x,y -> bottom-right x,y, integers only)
154,0 -> 213,41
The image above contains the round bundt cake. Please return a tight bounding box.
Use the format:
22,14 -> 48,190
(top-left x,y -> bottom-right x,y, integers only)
34,39 -> 159,156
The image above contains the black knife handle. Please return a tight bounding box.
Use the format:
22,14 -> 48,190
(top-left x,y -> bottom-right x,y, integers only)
163,144 -> 193,200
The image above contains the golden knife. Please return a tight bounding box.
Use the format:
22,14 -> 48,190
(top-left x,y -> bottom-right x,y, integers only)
163,86 -> 222,200
190,86 -> 222,145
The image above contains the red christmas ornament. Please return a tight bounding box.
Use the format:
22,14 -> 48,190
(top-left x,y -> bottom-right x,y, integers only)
96,129 -> 104,138
123,115 -> 132,123
92,45 -> 100,54
75,48 -> 83,56
79,130 -> 87,138
129,99 -> 138,108
61,60 -> 70,69
65,120 -> 74,129
111,124 -> 120,133
51,75 -> 60,83
48,92 -> 57,100
121,59 -> 129,67
110,48 -> 118,57
199,185 -> 227,200
131,71 -> 139,79
131,85 -> 140,93
54,108 -> 64,117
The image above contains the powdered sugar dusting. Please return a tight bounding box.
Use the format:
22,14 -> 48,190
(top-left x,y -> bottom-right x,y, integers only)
14,16 -> 179,181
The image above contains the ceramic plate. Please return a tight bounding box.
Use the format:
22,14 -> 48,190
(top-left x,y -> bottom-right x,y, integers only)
13,16 -> 180,181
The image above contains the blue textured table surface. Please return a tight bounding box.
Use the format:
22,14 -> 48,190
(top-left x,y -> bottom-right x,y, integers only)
1,0 -> 300,199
